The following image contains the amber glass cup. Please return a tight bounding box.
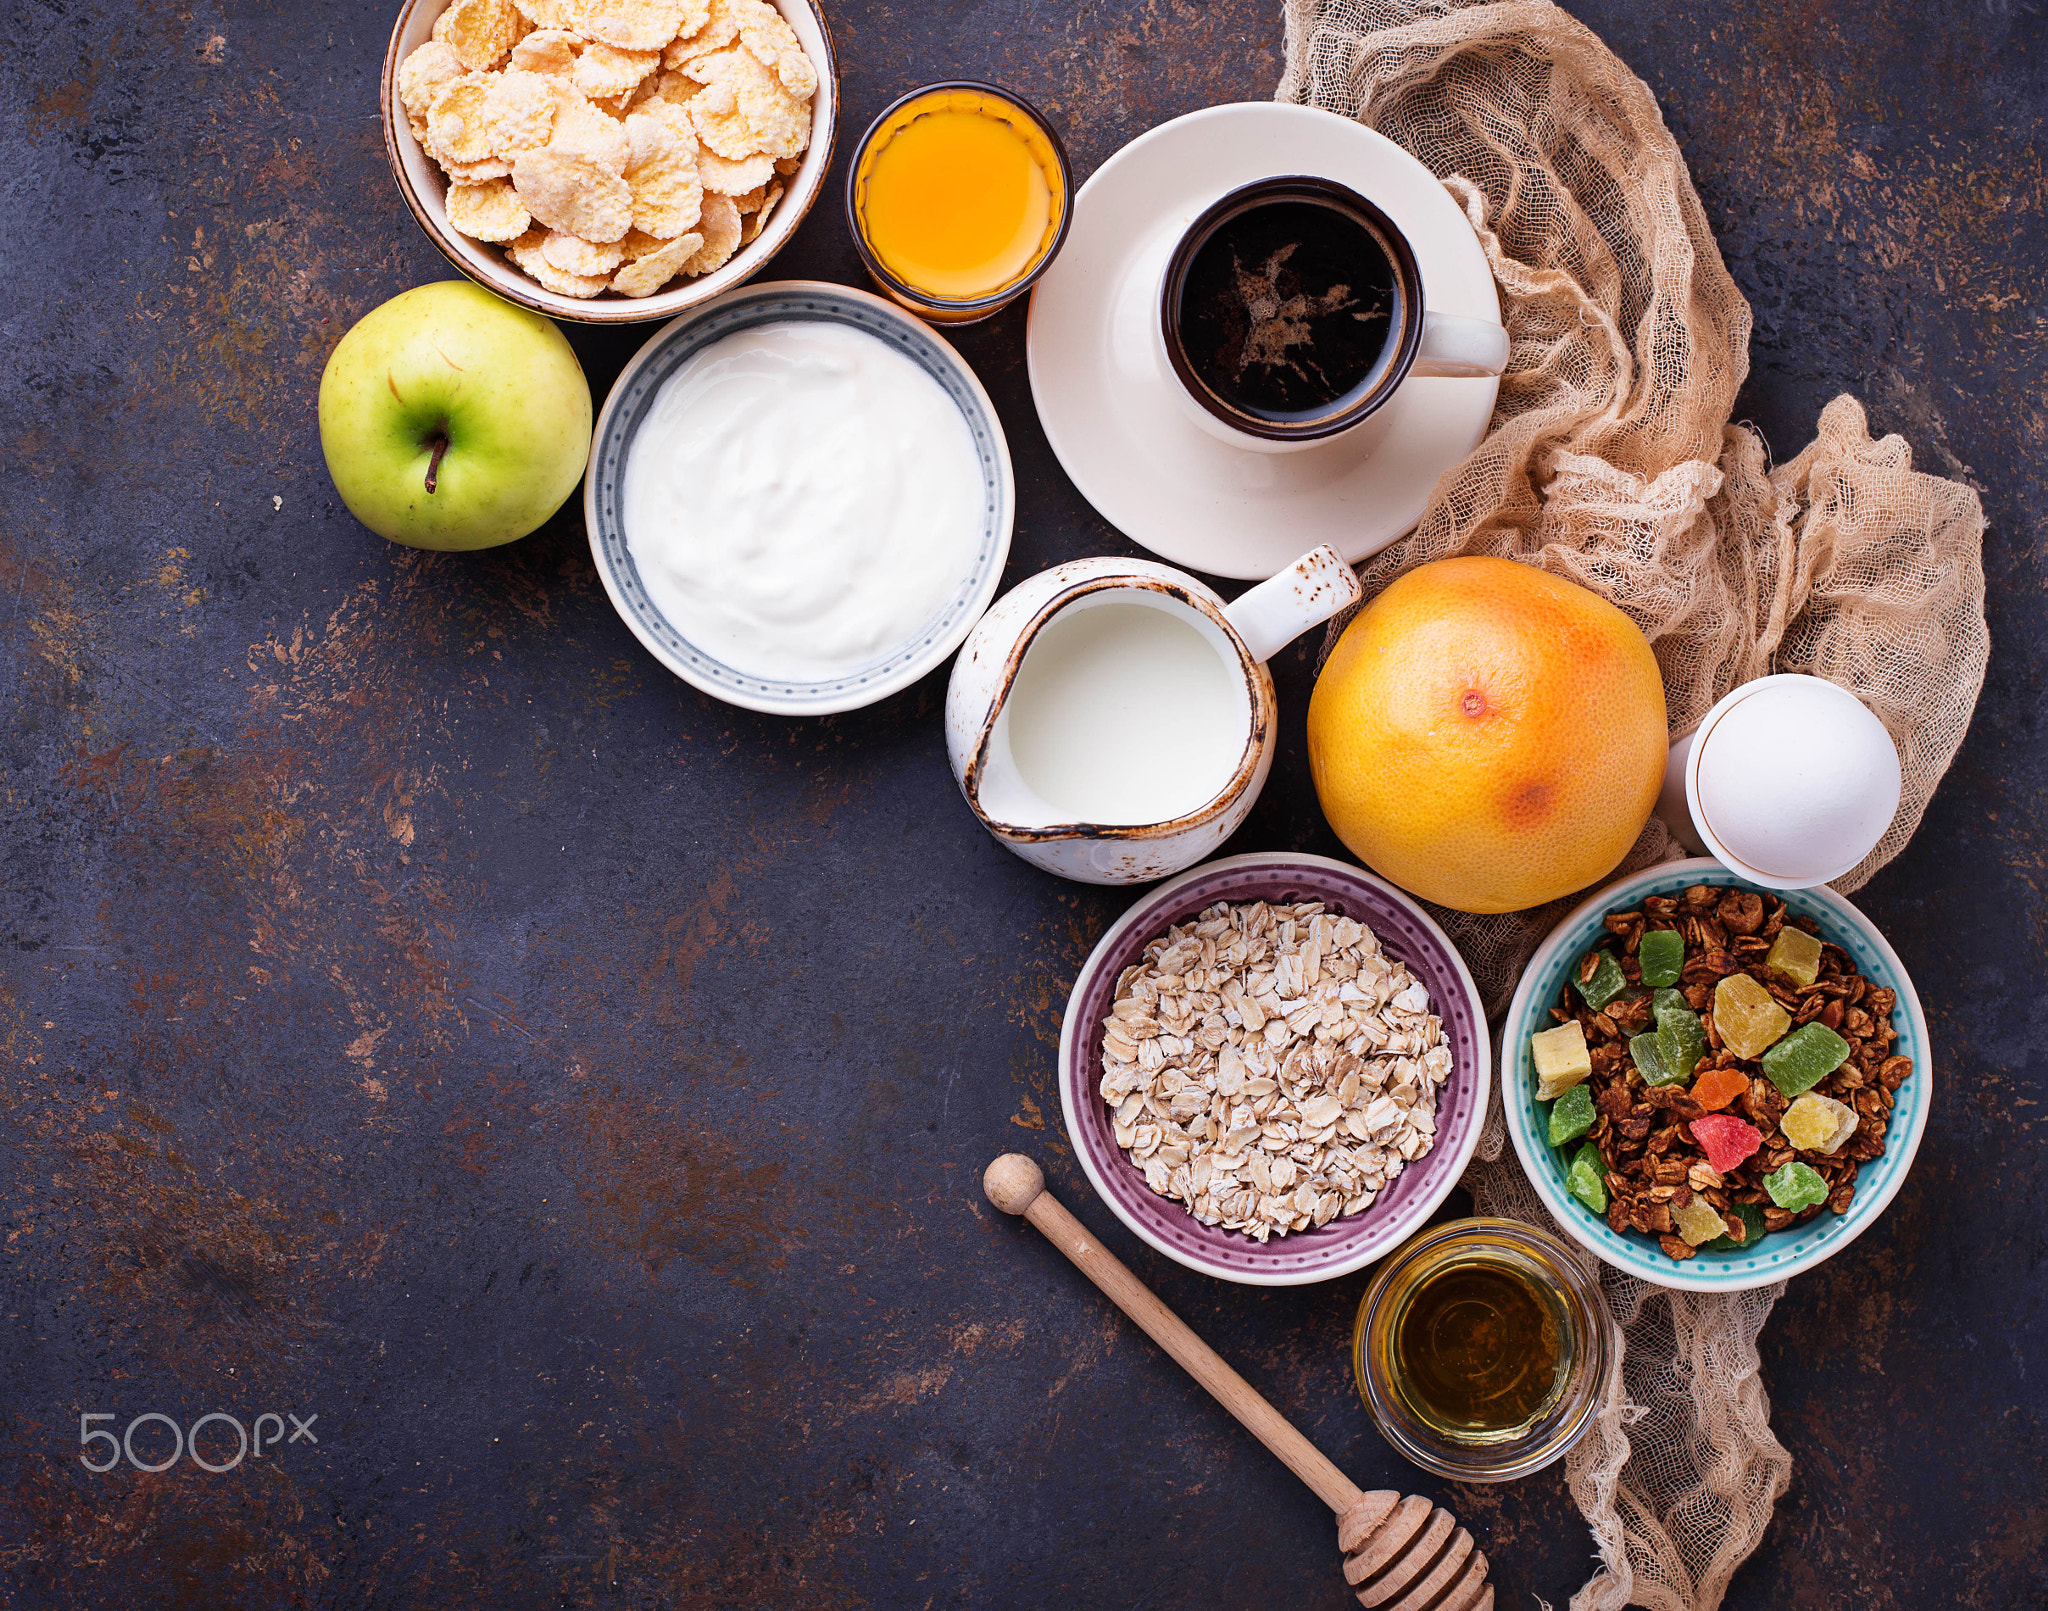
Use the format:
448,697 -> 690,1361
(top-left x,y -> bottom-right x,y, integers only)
846,81 -> 1073,325
1353,1218 -> 1609,1482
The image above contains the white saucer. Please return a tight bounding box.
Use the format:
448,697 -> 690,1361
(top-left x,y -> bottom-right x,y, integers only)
1026,103 -> 1501,581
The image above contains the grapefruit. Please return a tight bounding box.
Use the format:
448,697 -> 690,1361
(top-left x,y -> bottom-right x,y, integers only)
1307,556 -> 1667,913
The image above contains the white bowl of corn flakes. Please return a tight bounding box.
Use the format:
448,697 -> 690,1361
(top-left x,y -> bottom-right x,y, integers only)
381,0 -> 836,322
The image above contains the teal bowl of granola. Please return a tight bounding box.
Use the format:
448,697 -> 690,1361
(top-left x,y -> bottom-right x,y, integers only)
1502,858 -> 1931,1292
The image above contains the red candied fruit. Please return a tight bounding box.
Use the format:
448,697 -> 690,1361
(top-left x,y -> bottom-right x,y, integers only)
1690,1113 -> 1763,1176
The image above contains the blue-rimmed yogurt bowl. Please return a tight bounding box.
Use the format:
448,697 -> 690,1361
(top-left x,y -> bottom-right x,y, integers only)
1503,858 -> 1932,1293
585,281 -> 1015,715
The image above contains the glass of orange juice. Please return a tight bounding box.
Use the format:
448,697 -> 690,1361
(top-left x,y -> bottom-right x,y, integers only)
847,82 -> 1073,325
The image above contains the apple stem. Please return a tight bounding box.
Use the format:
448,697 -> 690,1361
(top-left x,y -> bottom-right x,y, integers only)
424,433 -> 450,494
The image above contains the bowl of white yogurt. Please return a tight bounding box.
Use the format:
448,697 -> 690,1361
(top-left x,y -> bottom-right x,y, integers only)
586,281 -> 1015,714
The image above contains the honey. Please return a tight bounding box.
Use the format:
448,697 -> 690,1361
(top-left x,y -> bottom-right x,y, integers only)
1353,1219 -> 1607,1481
850,83 -> 1069,319
1392,1259 -> 1564,1435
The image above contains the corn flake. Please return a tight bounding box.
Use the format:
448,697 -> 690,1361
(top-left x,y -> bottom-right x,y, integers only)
572,41 -> 659,97
512,147 -> 633,241
739,178 -> 783,244
399,41 -> 465,123
433,0 -> 528,72
737,7 -> 814,98
445,176 -> 532,241
610,230 -> 704,296
545,83 -> 630,174
508,27 -> 582,75
661,0 -> 751,65
541,229 -> 629,275
616,227 -> 672,259
695,146 -> 770,195
509,0 -> 568,25
623,106 -> 704,238
441,153 -> 515,181
506,227 -> 611,296
425,74 -> 499,163
682,46 -> 805,160
562,0 -> 689,51
682,190 -> 741,274
480,68 -> 558,156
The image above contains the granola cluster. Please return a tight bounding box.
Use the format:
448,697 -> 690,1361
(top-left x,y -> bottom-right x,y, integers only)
1561,884 -> 1911,1261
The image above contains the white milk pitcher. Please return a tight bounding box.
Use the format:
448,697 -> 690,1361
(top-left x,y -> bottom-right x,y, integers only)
944,546 -> 1363,884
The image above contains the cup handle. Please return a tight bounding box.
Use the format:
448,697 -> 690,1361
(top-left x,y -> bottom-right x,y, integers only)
1410,311 -> 1510,379
1222,545 -> 1365,665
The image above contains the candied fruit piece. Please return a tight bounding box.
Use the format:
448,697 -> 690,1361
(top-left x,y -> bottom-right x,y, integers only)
1532,1020 -> 1593,1101
1674,1195 -> 1728,1247
1629,1031 -> 1678,1086
1765,925 -> 1824,989
1689,1064 -> 1749,1113
1761,1021 -> 1852,1100
1655,1000 -> 1707,1084
1548,1082 -> 1595,1147
1713,973 -> 1792,1060
1689,1113 -> 1762,1175
1566,1140 -> 1608,1215
1637,928 -> 1684,988
1704,1201 -> 1767,1251
1782,1091 -> 1859,1155
1575,950 -> 1628,1011
1764,1160 -> 1829,1211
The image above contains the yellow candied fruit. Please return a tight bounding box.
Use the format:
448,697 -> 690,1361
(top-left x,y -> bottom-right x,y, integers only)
1782,1091 -> 1858,1155
1674,1195 -> 1729,1246
1713,973 -> 1792,1060
1532,1020 -> 1592,1102
1765,926 -> 1824,989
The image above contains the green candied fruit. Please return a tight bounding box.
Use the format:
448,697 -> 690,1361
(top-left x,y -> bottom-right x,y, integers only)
1637,929 -> 1685,988
1652,986 -> 1689,1016
1654,1001 -> 1707,1085
1760,1021 -> 1852,1100
1575,949 -> 1629,1011
1629,1031 -> 1682,1086
1548,1082 -> 1596,1147
1566,1140 -> 1608,1215
1765,925 -> 1824,989
1763,1160 -> 1830,1211
1704,1201 -> 1768,1252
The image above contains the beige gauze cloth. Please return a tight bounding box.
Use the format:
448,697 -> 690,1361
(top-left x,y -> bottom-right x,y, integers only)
1276,1 -> 1988,1606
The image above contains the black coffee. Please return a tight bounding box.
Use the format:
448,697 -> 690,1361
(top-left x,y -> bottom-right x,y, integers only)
1174,197 -> 1398,422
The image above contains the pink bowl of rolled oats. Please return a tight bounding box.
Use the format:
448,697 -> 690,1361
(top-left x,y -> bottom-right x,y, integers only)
381,0 -> 836,322
1058,853 -> 1490,1287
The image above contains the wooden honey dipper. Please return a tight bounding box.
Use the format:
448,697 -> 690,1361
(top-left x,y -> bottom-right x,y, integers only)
985,1154 -> 1493,1611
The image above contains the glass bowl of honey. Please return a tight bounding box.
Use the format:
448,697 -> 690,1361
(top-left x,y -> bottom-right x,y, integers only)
1352,1218 -> 1609,1482
847,82 -> 1073,324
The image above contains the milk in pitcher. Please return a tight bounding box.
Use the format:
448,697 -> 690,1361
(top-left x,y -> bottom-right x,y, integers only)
1003,599 -> 1247,825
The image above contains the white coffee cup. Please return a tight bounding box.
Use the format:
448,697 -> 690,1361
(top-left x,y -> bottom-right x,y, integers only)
1155,174 -> 1508,456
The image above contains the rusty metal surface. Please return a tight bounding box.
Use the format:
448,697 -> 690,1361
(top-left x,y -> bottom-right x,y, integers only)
1,0 -> 2043,1604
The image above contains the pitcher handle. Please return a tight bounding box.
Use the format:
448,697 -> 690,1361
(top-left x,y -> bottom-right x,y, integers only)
1222,545 -> 1365,665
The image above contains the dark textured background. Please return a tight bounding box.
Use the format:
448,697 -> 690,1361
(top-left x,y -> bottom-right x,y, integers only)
2,0 -> 2043,1605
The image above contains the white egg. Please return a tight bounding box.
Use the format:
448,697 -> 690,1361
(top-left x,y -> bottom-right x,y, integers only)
1691,676 -> 1902,885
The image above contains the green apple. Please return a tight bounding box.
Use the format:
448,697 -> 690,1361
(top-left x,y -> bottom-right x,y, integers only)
318,281 -> 592,551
